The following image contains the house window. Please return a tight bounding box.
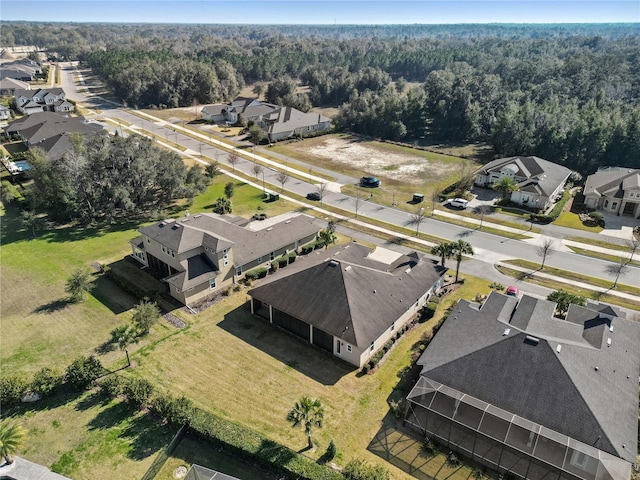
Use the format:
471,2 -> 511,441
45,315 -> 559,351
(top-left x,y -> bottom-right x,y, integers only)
604,200 -> 609,208
612,202 -> 618,210
257,256 -> 263,263
146,237 -> 150,243
270,252 -> 275,261
223,249 -> 229,266
370,342 -> 375,352
236,266 -> 242,276
347,345 -> 352,352
390,322 -> 395,331
209,278 -> 216,289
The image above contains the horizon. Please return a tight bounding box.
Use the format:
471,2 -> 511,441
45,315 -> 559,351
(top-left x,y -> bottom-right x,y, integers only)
2,1 -> 639,25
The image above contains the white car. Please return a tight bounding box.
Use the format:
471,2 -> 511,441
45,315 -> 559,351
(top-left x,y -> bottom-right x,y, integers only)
444,198 -> 469,209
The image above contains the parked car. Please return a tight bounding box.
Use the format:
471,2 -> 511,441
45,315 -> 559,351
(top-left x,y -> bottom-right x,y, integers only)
360,176 -> 381,188
444,198 -> 469,209
506,286 -> 520,297
306,192 -> 321,201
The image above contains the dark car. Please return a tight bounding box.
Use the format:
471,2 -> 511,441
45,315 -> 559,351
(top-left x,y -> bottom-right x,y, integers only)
360,176 -> 381,188
306,192 -> 321,201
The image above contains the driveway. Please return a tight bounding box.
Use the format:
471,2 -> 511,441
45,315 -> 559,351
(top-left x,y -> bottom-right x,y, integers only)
599,211 -> 639,239
469,186 -> 501,207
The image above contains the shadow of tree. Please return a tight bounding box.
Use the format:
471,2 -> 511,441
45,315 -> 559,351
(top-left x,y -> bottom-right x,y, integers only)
33,298 -> 73,314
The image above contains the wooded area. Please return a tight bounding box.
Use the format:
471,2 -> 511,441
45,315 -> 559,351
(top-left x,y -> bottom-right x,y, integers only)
3,22 -> 639,175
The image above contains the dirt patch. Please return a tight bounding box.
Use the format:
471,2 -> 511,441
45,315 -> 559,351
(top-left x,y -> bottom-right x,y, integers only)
303,137 -> 456,184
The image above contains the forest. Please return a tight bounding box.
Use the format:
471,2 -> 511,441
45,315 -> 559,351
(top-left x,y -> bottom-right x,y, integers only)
3,22 -> 639,175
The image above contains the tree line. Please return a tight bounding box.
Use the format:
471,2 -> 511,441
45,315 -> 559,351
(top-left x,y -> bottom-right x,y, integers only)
4,22 -> 639,175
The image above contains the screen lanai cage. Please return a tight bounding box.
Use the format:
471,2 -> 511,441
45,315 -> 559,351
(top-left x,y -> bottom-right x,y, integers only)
405,377 -> 631,480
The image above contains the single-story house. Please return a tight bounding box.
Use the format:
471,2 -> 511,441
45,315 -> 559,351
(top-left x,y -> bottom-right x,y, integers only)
0,77 -> 30,96
248,243 -> 446,367
583,167 -> 640,218
14,88 -> 74,115
0,67 -> 33,82
4,111 -> 102,146
474,156 -> 572,210
130,212 -> 321,305
201,96 -> 331,141
405,292 -> 639,480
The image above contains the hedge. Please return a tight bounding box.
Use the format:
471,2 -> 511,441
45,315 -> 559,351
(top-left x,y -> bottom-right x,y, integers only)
548,190 -> 571,219
189,407 -> 343,480
104,261 -> 165,301
245,267 -> 268,281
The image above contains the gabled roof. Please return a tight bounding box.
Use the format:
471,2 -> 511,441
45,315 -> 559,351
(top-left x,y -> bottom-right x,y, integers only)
139,212 -> 320,265
416,292 -> 640,464
36,132 -> 74,160
262,106 -> 331,134
14,87 -> 64,99
5,112 -> 101,144
476,156 -> 572,197
166,253 -> 219,290
583,167 -> 640,198
0,77 -> 30,91
249,243 -> 446,347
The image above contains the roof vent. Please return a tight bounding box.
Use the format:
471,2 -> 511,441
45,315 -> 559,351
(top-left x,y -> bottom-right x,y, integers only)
556,344 -> 562,353
329,260 -> 338,267
524,335 -> 539,345
285,220 -> 292,224
595,366 -> 599,371
159,222 -> 166,227
171,224 -> 181,230
609,325 -> 613,332
344,265 -> 352,272
266,227 -> 273,232
194,214 -> 202,218
373,289 -> 377,293
607,338 -> 612,347
503,328 -> 511,336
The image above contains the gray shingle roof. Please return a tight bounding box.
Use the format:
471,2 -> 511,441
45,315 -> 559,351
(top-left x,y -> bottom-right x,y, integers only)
5,112 -> 101,144
249,243 -> 445,347
476,156 -> 572,197
583,167 -> 640,198
416,292 -> 640,464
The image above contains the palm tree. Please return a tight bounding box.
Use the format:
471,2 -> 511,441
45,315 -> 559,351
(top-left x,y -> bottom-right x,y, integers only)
431,243 -> 453,268
318,227 -> 337,249
450,240 -> 474,282
493,176 -> 518,201
113,324 -> 139,367
287,395 -> 324,450
0,421 -> 26,465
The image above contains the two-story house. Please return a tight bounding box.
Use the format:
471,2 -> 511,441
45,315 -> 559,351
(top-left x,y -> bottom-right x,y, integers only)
130,212 -> 321,305
14,88 -> 74,115
583,167 -> 640,218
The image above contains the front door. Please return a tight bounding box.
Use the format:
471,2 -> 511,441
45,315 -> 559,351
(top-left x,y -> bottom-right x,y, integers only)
336,339 -> 341,356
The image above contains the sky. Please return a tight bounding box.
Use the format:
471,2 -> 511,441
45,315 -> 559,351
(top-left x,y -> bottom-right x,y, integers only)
1,0 -> 638,24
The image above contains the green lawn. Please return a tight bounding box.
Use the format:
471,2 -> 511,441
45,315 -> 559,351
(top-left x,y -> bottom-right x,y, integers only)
554,212 -> 603,233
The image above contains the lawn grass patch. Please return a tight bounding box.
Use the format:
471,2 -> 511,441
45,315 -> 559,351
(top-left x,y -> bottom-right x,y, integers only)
501,259 -> 640,297
565,235 -> 633,252
554,212 -> 603,232
567,246 -> 640,267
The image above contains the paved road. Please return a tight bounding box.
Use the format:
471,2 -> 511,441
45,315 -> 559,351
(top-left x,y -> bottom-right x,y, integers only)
60,64 -> 640,290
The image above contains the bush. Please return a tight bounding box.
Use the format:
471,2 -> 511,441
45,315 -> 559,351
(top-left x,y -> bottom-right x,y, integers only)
269,262 -> 279,273
288,252 -> 297,263
99,375 -> 125,397
245,267 -> 268,281
422,437 -> 438,457
314,240 -> 325,250
104,262 -> 164,301
446,451 -> 461,468
213,197 -> 232,214
588,211 -> 605,227
151,394 -> 195,426
343,459 -> 390,480
65,356 -> 104,390
530,213 -> 554,224
324,439 -> 337,461
301,245 -> 314,255
122,377 -> 155,409
131,298 -> 160,335
0,374 -> 29,407
30,367 -> 62,398
277,257 -> 289,268
548,190 -> 571,219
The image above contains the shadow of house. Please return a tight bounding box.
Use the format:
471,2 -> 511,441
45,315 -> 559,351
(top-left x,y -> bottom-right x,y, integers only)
217,303 -> 353,386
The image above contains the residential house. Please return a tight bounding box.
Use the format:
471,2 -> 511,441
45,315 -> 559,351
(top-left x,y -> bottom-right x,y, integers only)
258,106 -> 331,142
0,67 -> 33,82
0,77 -> 30,96
201,96 -> 331,141
130,212 -> 321,305
5,112 -> 102,147
405,292 -> 639,480
248,243 -> 446,368
475,156 -> 572,210
583,167 -> 640,218
0,105 -> 10,121
14,88 -> 74,115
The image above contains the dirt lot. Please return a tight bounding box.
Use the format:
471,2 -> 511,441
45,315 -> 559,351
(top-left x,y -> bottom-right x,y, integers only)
277,134 -> 468,186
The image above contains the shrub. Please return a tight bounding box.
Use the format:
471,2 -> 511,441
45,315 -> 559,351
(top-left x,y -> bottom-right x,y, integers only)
489,282 -> 505,290
245,267 -> 268,281
389,399 -> 405,418
30,367 -> 62,398
588,211 -> 605,227
422,437 -> 438,457
343,459 -> 390,480
288,252 -> 297,263
277,257 -> 289,268
213,197 -> 232,214
269,262 -> 279,273
0,374 -> 29,407
324,439 -> 337,461
98,375 -> 125,397
548,190 -> 571,219
65,356 -> 104,390
301,245 -> 314,255
131,298 -> 160,335
151,394 -> 195,426
446,451 -> 461,468
314,240 -> 325,250
122,377 -> 155,409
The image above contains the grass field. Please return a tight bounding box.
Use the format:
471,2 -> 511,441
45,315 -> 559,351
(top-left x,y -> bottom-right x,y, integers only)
553,211 -> 603,233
